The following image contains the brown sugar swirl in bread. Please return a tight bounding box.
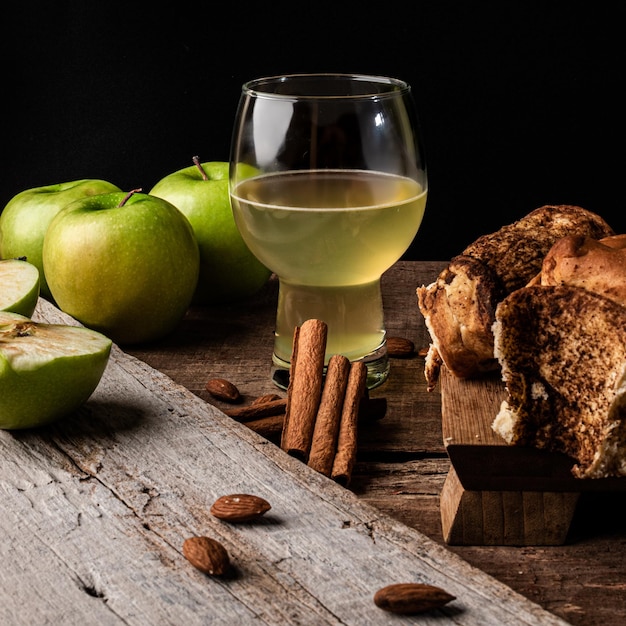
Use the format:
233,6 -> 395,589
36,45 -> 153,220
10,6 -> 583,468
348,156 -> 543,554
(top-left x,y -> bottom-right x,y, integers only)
417,205 -> 614,391
492,284 -> 626,479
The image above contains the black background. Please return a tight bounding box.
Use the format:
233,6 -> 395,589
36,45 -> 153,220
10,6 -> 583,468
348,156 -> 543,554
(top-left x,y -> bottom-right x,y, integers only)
2,1 -> 624,261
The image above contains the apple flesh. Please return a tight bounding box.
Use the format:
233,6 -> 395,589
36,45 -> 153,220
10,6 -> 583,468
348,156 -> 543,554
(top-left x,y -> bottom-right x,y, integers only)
150,160 -> 271,304
0,258 -> 40,317
0,179 -> 121,300
42,190 -> 200,345
0,311 -> 112,429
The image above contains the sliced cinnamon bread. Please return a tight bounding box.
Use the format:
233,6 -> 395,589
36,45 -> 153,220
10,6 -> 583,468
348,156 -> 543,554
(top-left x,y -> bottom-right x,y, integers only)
417,205 -> 614,390
492,284 -> 626,479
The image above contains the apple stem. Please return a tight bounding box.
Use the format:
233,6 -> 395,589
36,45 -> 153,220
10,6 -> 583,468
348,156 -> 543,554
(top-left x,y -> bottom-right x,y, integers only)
119,188 -> 143,207
193,156 -> 209,181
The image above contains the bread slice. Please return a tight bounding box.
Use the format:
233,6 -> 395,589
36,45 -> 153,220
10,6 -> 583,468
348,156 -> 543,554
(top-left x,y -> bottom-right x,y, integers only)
419,255 -> 504,389
492,284 -> 626,479
417,205 -> 614,390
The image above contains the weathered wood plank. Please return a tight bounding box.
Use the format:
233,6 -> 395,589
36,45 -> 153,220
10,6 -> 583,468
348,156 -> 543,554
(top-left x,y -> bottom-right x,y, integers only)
119,260 -> 626,626
0,298 -> 572,625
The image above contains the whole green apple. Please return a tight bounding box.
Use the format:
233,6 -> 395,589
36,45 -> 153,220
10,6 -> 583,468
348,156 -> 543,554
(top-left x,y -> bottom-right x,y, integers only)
149,159 -> 271,304
0,258 -> 40,317
0,179 -> 121,300
42,190 -> 200,345
0,310 -> 112,429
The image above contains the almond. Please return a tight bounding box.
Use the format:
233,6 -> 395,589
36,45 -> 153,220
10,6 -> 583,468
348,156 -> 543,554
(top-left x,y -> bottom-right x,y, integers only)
182,536 -> 230,576
386,336 -> 415,358
373,582 -> 455,614
210,493 -> 272,522
205,378 -> 241,403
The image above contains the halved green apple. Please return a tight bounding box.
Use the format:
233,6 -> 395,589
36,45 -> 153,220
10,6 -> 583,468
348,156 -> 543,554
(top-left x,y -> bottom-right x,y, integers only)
0,311 -> 112,429
0,258 -> 40,317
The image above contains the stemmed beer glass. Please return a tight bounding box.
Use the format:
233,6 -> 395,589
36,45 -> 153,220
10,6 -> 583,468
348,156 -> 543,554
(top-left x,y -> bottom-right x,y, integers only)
229,73 -> 427,389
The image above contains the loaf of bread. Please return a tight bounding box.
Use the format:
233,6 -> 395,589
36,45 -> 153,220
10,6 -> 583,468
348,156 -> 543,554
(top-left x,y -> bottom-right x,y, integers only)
417,205 -> 614,390
492,284 -> 626,479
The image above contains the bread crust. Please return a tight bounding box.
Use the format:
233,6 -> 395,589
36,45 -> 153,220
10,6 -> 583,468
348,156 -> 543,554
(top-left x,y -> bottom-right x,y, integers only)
540,233 -> 626,306
465,204 -> 615,292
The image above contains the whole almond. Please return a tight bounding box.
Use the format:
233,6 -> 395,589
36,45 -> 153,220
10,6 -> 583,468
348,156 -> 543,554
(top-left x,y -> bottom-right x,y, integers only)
374,582 -> 455,614
182,536 -> 230,576
386,336 -> 415,358
210,493 -> 272,522
206,378 -> 241,403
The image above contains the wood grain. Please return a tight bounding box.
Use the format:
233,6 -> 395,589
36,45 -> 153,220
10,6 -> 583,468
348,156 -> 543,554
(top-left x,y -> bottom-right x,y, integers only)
0,294 -> 574,625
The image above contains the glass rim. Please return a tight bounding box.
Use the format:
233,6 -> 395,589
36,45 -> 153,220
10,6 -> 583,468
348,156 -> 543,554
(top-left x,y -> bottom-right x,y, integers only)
241,73 -> 411,100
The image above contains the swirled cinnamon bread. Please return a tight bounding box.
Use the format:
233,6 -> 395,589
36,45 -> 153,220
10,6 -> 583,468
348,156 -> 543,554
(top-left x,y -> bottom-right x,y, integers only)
417,205 -> 614,391
492,284 -> 626,479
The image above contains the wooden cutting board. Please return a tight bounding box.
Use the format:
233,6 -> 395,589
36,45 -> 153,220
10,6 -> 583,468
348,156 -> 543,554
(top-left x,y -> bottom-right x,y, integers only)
438,367 -> 625,546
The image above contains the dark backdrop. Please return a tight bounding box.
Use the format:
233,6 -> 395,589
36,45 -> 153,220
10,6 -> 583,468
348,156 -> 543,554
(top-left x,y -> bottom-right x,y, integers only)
2,1 -> 624,261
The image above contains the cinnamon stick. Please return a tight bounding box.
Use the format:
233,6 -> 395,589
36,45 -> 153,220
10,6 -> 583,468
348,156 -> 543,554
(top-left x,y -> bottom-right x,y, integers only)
223,398 -> 286,421
252,393 -> 283,405
331,361 -> 367,486
224,395 -> 383,424
280,319 -> 328,461
243,413 -> 285,440
307,354 -> 351,476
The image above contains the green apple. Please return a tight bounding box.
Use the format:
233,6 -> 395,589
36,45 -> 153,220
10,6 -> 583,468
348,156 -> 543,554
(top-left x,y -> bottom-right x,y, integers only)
0,179 -> 121,300
0,258 -> 40,317
149,159 -> 271,304
42,189 -> 200,345
0,310 -> 112,429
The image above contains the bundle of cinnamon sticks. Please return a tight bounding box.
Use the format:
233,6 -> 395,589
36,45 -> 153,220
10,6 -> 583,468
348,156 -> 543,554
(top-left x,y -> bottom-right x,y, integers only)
223,318 -> 385,485
280,319 -> 367,486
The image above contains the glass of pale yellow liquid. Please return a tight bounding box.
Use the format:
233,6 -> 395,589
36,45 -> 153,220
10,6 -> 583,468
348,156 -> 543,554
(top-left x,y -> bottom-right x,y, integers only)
229,74 -> 427,389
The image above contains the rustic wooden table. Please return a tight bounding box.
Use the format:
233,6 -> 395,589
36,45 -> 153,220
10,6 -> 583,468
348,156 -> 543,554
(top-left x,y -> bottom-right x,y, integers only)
3,261 -> 623,624
126,261 -> 626,626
